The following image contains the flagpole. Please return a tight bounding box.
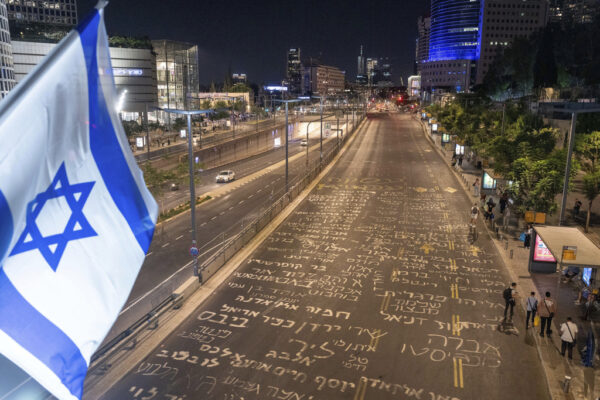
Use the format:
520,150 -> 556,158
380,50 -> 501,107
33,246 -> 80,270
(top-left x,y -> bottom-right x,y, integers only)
95,0 -> 109,9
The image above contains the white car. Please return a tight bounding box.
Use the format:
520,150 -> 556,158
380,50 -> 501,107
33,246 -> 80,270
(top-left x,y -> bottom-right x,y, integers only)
300,139 -> 308,146
216,170 -> 235,183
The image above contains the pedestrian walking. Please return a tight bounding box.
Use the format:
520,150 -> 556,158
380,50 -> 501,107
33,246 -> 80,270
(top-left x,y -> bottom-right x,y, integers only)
485,197 -> 496,221
538,291 -> 556,337
469,203 -> 479,226
472,178 -> 480,197
574,199 -> 582,216
525,292 -> 538,329
458,155 -> 464,166
503,282 -> 517,321
499,193 -> 508,214
502,205 -> 511,231
560,317 -> 578,359
524,225 -> 532,249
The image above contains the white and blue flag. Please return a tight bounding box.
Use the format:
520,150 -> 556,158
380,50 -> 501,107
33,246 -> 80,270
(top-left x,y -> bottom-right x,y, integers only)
0,3 -> 157,399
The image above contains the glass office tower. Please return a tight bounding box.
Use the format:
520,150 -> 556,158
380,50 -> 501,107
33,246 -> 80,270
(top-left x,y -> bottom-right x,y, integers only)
429,0 -> 481,61
152,40 -> 199,113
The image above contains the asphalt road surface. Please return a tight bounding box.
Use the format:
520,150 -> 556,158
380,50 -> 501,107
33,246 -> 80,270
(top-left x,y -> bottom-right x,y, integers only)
108,119 -> 352,341
99,113 -> 549,400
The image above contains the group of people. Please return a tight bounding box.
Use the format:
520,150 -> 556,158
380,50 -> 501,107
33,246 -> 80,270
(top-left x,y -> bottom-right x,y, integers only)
468,186 -> 512,230
504,283 -> 578,359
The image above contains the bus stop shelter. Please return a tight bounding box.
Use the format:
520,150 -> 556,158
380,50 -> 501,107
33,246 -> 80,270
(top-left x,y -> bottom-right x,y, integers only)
529,226 -> 600,286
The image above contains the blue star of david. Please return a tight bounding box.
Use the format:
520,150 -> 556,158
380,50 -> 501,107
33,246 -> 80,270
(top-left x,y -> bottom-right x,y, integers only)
10,163 -> 97,271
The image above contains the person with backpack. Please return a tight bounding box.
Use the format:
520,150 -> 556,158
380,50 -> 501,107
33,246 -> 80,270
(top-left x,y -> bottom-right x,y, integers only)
503,282 -> 517,321
469,203 -> 479,226
560,317 -> 578,360
538,291 -> 557,337
525,291 -> 538,329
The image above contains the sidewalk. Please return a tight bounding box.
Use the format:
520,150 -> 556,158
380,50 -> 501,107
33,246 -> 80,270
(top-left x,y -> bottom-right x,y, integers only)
416,117 -> 600,400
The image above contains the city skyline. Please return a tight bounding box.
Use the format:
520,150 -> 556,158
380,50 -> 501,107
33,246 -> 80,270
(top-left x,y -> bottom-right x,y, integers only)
77,0 -> 430,86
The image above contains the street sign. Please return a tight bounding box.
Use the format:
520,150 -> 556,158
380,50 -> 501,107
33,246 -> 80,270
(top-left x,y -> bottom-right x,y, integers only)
190,246 -> 199,257
180,129 -> 186,138
562,246 -> 577,261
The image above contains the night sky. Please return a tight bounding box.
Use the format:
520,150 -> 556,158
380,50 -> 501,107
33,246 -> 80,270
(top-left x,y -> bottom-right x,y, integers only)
78,0 -> 430,86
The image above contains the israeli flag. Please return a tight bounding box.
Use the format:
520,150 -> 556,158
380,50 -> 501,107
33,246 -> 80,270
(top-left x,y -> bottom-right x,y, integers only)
0,4 -> 157,399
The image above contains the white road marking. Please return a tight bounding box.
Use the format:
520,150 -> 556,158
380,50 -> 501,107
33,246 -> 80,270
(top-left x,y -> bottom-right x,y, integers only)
146,252 -> 152,256
219,211 -> 225,215
175,235 -> 183,240
200,222 -> 207,226
248,194 -> 254,198
211,216 -> 217,220
239,200 -> 245,204
161,243 -> 170,248
229,206 -> 234,210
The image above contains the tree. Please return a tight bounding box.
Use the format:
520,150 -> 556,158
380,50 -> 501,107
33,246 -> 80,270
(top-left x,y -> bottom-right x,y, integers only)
122,120 -> 142,137
582,170 -> 600,232
200,100 -> 212,110
209,81 -> 217,93
173,117 -> 186,132
576,131 -> 600,172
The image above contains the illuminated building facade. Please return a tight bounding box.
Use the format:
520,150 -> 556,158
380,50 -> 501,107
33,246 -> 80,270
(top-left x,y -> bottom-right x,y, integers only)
6,0 -> 77,26
0,0 -> 15,99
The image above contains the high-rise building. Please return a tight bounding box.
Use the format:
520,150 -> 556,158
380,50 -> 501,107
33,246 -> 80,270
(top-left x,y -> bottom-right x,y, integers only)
420,0 -> 481,96
356,45 -> 367,85
301,60 -> 345,95
0,0 -> 15,99
415,15 -> 431,75
549,0 -> 599,24
418,0 -> 549,96
153,40 -> 199,113
232,73 -> 247,84
287,48 -> 301,95
477,0 -> 548,84
6,0 -> 78,26
366,57 -> 378,86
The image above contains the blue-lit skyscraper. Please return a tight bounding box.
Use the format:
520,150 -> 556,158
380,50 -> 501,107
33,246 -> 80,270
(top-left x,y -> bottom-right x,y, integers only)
429,0 -> 481,61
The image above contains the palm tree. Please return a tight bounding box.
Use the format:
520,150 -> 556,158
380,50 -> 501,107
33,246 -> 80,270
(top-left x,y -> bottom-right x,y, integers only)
582,170 -> 600,232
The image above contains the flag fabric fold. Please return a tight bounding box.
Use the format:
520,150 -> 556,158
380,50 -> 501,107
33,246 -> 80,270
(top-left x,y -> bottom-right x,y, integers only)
0,5 -> 157,399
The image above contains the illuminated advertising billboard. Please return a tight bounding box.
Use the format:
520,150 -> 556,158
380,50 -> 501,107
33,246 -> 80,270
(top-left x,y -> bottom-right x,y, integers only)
442,133 -> 450,143
533,235 -> 556,263
582,268 -> 592,286
482,172 -> 497,190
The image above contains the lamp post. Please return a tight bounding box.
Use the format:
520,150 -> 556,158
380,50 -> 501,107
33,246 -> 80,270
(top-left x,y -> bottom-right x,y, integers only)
159,107 -> 214,280
309,95 -> 325,162
273,99 -> 301,192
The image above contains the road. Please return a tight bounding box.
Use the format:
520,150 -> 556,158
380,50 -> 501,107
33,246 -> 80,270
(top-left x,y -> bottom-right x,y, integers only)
98,113 -> 550,400
107,118 -> 354,340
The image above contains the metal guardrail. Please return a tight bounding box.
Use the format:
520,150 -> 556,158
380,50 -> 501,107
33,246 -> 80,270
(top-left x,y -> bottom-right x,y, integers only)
86,112 -> 365,377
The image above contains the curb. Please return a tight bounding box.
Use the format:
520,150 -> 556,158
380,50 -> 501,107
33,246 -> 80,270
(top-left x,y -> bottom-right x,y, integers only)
414,117 -> 561,400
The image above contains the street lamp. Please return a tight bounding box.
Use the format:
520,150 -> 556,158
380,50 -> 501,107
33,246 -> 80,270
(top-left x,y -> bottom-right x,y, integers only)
309,95 -> 325,161
272,99 -> 301,192
159,107 -> 214,280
